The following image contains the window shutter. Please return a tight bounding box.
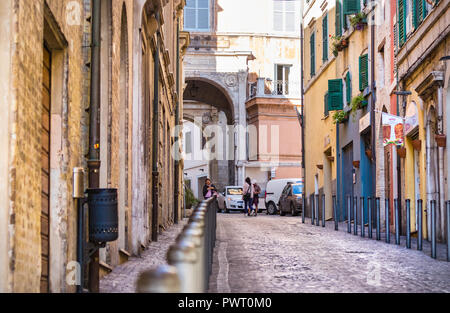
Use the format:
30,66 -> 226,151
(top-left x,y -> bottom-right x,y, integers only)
324,92 -> 329,117
336,0 -> 342,37
413,0 -> 418,28
322,15 -> 328,62
310,32 -> 315,77
328,79 -> 343,111
398,0 -> 406,47
346,72 -> 352,105
359,54 -> 368,91
343,0 -> 360,15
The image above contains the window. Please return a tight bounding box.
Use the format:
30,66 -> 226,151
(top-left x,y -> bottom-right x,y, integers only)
274,0 -> 296,32
324,92 -> 329,117
310,32 -> 315,77
336,0 -> 342,37
275,64 -> 291,95
359,54 -> 368,91
184,0 -> 210,31
345,72 -> 352,105
322,14 -> 328,62
185,131 -> 192,154
405,0 -> 413,35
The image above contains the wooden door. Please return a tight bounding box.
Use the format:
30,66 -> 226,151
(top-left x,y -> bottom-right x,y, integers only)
41,44 -> 51,293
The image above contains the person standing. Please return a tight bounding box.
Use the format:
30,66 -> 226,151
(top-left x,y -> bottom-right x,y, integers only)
252,181 -> 261,216
243,177 -> 254,216
203,178 -> 217,200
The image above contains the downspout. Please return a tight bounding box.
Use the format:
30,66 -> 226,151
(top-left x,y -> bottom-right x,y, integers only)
299,0 -> 306,212
87,0 -> 101,293
395,0 -> 401,230
174,18 -> 180,224
370,1 -> 376,203
152,12 -> 161,242
437,83 -> 445,240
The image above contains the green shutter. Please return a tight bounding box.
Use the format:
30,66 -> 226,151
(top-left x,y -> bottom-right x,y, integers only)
412,0 -> 418,28
398,0 -> 406,47
328,79 -> 343,111
359,54 -> 368,91
324,92 -> 329,116
343,0 -> 360,15
413,0 -> 426,28
310,32 -> 315,77
323,15 -> 328,62
336,0 -> 342,36
346,72 -> 352,104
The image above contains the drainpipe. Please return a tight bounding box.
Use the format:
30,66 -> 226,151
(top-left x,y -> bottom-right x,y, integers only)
152,12 -> 161,242
299,0 -> 306,212
370,2 -> 376,202
426,117 -> 434,240
87,0 -> 101,293
174,18 -> 180,224
437,82 -> 445,240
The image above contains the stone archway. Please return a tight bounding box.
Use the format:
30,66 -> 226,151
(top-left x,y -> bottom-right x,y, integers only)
183,76 -> 239,191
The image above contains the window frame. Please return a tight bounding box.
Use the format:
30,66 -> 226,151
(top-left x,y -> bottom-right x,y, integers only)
274,63 -> 292,96
273,0 -> 297,33
184,0 -> 211,32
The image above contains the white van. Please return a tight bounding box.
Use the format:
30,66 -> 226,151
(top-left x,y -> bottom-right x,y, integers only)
265,178 -> 303,215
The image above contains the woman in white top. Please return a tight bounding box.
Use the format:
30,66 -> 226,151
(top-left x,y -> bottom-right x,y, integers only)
243,177 -> 255,216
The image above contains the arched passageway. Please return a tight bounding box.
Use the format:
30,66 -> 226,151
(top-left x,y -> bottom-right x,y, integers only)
183,78 -> 236,194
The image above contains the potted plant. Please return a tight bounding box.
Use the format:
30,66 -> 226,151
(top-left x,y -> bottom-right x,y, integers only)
350,12 -> 367,30
435,133 -> 446,147
349,94 -> 367,121
184,186 -> 199,211
331,35 -> 349,55
412,139 -> 421,151
365,148 -> 372,160
332,110 -> 348,124
397,146 -> 407,158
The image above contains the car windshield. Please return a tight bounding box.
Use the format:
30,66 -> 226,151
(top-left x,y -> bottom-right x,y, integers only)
227,188 -> 243,195
292,184 -> 303,195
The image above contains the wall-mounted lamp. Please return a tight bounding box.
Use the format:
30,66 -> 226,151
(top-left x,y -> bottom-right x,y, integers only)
190,82 -> 199,98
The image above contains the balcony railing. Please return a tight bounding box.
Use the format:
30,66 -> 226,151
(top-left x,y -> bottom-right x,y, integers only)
248,77 -> 300,99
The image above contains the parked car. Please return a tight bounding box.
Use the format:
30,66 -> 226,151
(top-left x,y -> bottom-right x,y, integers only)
278,183 -> 303,216
265,178 -> 303,215
217,186 -> 244,213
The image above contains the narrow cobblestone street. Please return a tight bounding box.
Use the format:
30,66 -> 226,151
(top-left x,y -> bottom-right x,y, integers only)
208,213 -> 450,293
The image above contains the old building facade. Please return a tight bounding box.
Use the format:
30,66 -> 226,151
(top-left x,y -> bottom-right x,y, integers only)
395,0 -> 449,242
183,0 -> 303,196
0,0 -> 187,293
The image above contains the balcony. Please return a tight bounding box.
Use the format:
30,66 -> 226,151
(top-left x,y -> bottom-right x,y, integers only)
248,77 -> 300,99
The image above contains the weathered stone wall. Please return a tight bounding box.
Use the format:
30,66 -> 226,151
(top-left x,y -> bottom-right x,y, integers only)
3,0 -> 86,292
0,0 -> 186,292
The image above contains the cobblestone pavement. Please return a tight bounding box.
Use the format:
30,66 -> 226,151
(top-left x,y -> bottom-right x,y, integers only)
100,220 -> 187,293
208,213 -> 450,293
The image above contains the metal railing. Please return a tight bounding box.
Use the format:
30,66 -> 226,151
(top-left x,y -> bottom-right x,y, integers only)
305,196 -> 450,262
248,78 -> 300,99
136,196 -> 218,293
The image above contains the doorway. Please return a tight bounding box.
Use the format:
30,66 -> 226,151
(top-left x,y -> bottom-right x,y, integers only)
342,142 -> 354,221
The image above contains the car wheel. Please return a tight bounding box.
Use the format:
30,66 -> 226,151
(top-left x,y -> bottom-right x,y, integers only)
280,207 -> 286,216
291,203 -> 298,216
267,202 -> 277,215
